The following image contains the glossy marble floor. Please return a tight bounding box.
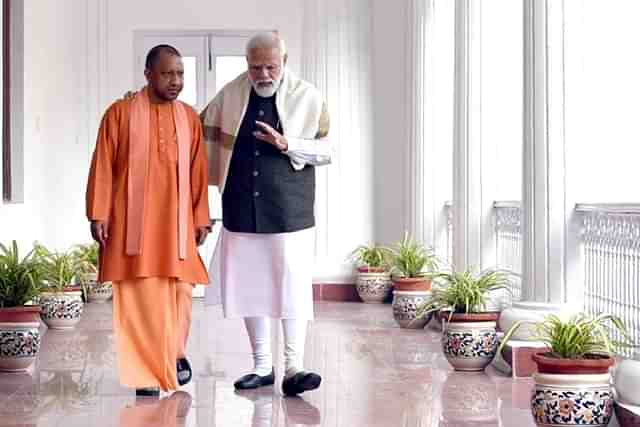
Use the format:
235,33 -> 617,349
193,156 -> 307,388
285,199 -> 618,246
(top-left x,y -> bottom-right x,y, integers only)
1,301 -> 555,426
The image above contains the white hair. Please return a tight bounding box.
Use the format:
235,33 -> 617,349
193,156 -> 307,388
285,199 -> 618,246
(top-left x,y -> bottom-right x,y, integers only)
246,32 -> 287,56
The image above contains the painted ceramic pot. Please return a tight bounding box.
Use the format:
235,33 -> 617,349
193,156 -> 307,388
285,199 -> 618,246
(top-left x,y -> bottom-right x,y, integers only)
356,269 -> 392,303
530,351 -> 615,427
0,322 -> 41,372
441,312 -> 499,371
87,281 -> 113,303
392,290 -> 432,329
40,291 -> 84,329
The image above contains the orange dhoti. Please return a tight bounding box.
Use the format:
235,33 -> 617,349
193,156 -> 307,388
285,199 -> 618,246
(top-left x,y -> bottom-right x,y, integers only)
112,278 -> 193,391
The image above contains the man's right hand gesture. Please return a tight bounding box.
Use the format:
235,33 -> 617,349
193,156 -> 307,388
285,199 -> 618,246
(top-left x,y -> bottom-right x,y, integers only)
90,221 -> 109,247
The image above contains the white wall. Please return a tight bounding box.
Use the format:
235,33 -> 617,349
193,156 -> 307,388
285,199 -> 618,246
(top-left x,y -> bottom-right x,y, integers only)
2,0 -> 414,270
371,0 -> 410,246
0,0 -> 304,253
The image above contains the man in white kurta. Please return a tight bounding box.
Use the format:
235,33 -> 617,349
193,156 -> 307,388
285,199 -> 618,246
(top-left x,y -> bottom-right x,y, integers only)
201,32 -> 331,396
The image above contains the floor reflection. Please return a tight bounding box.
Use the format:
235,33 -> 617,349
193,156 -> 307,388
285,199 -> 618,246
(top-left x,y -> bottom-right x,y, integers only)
0,302 -> 539,426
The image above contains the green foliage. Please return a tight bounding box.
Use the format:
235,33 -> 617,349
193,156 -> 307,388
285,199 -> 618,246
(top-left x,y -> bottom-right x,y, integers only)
0,241 -> 45,308
388,232 -> 438,278
72,243 -> 99,273
347,244 -> 391,269
33,243 -> 83,293
498,313 -> 636,359
415,268 -> 510,319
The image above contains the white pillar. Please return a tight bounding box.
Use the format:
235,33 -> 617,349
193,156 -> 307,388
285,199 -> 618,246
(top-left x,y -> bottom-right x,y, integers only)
499,0 -> 577,339
452,0 -> 483,271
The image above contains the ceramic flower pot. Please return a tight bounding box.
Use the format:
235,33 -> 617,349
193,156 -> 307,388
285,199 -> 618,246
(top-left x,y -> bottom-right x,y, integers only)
392,290 -> 432,329
531,351 -> 615,427
355,268 -> 392,303
40,291 -> 84,329
87,278 -> 113,304
440,312 -> 500,371
0,306 -> 42,372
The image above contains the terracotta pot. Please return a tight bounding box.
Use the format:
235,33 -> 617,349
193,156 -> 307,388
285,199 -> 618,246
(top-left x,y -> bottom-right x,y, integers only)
532,351 -> 614,375
0,306 -> 41,323
392,277 -> 432,292
439,311 -> 500,323
531,351 -> 615,427
0,307 -> 42,372
357,266 -> 387,273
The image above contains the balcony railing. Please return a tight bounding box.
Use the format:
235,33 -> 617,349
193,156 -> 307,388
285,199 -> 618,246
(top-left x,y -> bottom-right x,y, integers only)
577,204 -> 640,356
444,201 -> 640,357
494,201 -> 523,302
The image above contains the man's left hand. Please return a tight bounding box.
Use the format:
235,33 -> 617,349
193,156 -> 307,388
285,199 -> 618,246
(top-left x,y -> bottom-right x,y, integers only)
195,226 -> 209,246
254,121 -> 288,151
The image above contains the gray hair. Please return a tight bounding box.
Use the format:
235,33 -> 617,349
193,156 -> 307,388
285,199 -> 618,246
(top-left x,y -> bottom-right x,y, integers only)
246,32 -> 287,56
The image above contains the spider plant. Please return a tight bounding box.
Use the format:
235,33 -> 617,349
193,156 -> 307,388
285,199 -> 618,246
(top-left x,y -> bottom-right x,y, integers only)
388,232 -> 438,278
33,243 -> 83,293
415,268 -> 510,319
347,244 -> 391,270
0,241 -> 45,308
72,243 -> 99,274
497,313 -> 635,359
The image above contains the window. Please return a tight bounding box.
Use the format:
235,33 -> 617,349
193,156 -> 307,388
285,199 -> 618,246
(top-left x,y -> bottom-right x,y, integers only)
178,56 -> 198,107
215,56 -> 246,92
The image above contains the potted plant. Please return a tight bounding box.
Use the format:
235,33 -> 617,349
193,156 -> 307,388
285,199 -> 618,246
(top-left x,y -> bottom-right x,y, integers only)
347,244 -> 392,303
415,268 -> 509,371
0,241 -> 44,372
498,313 -> 634,427
34,244 -> 84,330
73,243 -> 111,303
388,232 -> 439,329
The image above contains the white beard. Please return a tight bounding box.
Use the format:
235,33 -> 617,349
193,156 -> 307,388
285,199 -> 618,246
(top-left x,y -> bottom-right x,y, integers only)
250,77 -> 282,98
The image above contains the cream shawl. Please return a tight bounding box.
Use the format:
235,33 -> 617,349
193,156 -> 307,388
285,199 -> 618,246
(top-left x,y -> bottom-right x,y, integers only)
200,70 -> 325,192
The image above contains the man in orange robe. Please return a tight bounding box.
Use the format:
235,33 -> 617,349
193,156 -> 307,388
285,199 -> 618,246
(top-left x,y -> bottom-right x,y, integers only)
85,45 -> 210,397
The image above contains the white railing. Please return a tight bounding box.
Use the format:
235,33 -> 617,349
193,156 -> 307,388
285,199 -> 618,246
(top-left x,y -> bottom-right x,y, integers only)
577,204 -> 640,356
494,201 -> 523,302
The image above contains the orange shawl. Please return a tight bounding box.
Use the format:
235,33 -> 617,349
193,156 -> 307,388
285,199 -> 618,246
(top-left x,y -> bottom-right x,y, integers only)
128,87 -> 191,260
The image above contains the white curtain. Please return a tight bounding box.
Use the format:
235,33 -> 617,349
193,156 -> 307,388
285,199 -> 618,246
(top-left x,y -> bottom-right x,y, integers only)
301,0 -> 375,282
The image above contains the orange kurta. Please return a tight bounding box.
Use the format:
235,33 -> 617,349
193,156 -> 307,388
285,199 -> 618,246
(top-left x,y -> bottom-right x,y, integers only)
86,99 -> 209,284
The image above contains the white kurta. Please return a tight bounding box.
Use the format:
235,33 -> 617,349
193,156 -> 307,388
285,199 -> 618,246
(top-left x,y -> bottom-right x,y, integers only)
206,226 -> 316,320
201,70 -> 331,321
